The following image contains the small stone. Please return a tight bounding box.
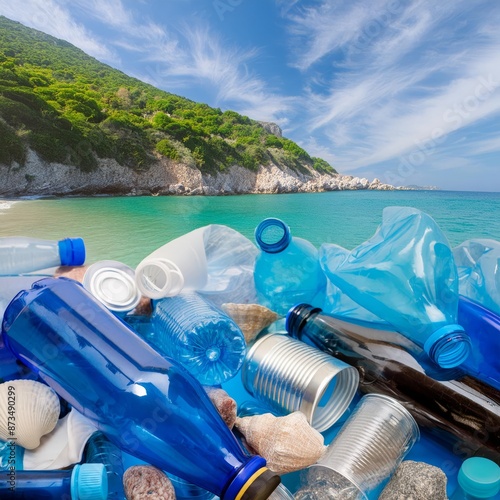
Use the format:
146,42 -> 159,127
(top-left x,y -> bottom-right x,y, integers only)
378,460 -> 448,500
123,465 -> 176,500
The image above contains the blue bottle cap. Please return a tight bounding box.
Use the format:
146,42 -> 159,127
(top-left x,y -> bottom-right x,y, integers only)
423,324 -> 471,368
457,457 -> 500,498
58,237 -> 86,266
255,218 -> 292,253
71,463 -> 108,500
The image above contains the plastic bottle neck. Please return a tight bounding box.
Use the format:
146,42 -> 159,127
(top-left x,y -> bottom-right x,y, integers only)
424,325 -> 472,369
285,303 -> 322,339
254,218 -> 292,254
135,258 -> 185,299
221,456 -> 280,500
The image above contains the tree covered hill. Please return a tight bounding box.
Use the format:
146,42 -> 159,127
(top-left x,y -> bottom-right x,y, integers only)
0,16 -> 335,177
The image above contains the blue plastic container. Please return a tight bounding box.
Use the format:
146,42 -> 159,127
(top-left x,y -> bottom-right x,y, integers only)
0,237 -> 85,275
457,296 -> 500,391
320,207 -> 472,369
1,277 -> 279,499
454,239 -> 500,316
150,292 -> 246,386
85,432 -> 125,500
0,464 -> 107,500
254,218 -> 326,315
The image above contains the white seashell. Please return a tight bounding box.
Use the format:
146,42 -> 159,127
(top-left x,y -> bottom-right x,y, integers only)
234,411 -> 326,475
0,379 -> 60,450
221,303 -> 281,343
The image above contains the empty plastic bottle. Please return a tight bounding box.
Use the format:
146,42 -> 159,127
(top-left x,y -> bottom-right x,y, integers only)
0,237 -> 85,276
1,277 -> 280,499
150,292 -> 246,386
286,303 -> 500,462
254,218 -> 326,315
454,239 -> 500,316
0,463 -> 107,499
135,225 -> 258,302
85,432 -> 125,500
457,296 -> 500,391
450,457 -> 500,499
320,206 -> 472,368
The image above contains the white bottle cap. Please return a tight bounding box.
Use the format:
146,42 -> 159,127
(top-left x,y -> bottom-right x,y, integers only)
83,260 -> 142,314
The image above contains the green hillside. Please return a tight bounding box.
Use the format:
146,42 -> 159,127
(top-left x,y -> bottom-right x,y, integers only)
0,16 -> 335,176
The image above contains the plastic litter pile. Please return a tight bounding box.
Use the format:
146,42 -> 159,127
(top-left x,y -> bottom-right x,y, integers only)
0,206 -> 499,500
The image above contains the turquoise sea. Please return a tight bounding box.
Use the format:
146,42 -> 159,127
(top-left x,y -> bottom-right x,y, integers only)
1,189 -> 500,498
1,190 -> 500,267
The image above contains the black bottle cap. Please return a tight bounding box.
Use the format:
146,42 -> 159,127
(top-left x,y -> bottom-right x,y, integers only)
240,468 -> 281,500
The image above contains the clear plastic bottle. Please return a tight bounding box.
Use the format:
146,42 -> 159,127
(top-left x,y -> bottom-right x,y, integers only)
0,463 -> 107,499
285,303 -> 500,462
85,432 -> 125,500
0,237 -> 85,275
150,292 -> 246,386
254,218 -> 326,316
135,225 -> 258,303
454,239 -> 500,316
320,206 -> 471,368
1,277 -> 280,499
450,457 -> 500,499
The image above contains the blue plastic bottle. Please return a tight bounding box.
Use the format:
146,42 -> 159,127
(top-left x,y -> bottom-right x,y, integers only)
457,296 -> 500,391
85,432 -> 125,500
1,277 -> 280,499
320,206 -> 472,369
254,218 -> 326,315
0,237 -> 85,275
0,463 -> 107,499
150,292 -> 246,386
450,457 -> 500,499
454,239 -> 500,316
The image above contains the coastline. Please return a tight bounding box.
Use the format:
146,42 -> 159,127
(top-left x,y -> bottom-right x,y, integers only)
0,148 -> 405,198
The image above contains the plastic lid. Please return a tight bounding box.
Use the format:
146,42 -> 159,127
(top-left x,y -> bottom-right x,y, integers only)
58,237 -> 86,266
222,456 -> 280,500
254,218 -> 292,254
83,260 -> 142,313
424,324 -> 472,368
458,457 -> 500,498
71,463 -> 108,500
135,258 -> 185,299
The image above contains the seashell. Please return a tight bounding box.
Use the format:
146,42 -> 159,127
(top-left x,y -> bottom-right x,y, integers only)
0,379 -> 60,450
123,465 -> 176,500
234,411 -> 326,475
221,303 -> 281,343
204,386 -> 237,429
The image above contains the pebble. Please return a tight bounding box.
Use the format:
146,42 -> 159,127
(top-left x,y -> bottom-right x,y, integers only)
378,460 -> 448,500
123,465 -> 176,500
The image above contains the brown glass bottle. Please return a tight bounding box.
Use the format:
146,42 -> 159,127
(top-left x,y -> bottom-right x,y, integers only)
286,304 -> 500,463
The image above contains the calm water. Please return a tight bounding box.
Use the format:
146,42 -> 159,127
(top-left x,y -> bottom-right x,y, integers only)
1,190 -> 499,267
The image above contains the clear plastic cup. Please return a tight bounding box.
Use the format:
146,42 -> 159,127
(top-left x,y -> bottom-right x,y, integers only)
242,333 -> 359,432
307,393 -> 420,497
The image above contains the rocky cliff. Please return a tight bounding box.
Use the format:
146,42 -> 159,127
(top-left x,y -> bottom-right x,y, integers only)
0,149 -> 398,198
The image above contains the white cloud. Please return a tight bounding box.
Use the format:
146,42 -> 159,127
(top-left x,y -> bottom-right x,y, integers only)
281,0 -> 500,179
140,25 -> 293,122
0,0 -> 116,62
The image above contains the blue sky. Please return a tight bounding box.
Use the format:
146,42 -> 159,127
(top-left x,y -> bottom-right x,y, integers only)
1,0 -> 499,191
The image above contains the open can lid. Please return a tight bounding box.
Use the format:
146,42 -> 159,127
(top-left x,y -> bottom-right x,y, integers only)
83,260 -> 142,314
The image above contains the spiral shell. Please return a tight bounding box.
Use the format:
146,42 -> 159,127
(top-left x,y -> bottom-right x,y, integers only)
123,465 -> 176,500
204,386 -> 237,429
0,379 -> 60,450
221,303 -> 280,343
234,411 -> 326,474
